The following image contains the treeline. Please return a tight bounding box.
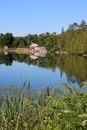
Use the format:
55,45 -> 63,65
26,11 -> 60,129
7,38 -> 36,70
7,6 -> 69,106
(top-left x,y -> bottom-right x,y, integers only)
63,20 -> 87,54
0,20 -> 87,54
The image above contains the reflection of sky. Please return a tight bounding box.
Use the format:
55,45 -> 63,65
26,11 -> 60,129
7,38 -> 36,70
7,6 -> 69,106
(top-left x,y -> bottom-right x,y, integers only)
0,61 -> 80,91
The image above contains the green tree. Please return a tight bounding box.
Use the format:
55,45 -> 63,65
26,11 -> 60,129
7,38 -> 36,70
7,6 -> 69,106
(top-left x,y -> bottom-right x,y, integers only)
61,27 -> 64,33
72,22 -> 78,30
0,33 -> 13,47
13,37 -> 27,47
79,20 -> 86,30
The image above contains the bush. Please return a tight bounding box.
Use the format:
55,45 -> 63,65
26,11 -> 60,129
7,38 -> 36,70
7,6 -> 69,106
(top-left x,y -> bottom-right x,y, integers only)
0,82 -> 87,129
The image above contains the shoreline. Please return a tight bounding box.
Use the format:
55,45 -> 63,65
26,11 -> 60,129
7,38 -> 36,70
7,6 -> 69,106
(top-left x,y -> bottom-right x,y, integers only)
0,47 -> 30,54
0,47 -> 87,57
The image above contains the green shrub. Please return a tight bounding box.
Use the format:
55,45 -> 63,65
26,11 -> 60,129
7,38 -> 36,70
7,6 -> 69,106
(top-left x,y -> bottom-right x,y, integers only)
0,82 -> 87,130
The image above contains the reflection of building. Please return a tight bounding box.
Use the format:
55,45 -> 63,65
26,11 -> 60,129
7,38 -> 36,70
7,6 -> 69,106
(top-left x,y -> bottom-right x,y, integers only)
29,43 -> 46,59
29,54 -> 38,60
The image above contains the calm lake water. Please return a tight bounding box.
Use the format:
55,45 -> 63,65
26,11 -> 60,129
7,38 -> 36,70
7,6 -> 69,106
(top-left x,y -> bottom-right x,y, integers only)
0,53 -> 87,91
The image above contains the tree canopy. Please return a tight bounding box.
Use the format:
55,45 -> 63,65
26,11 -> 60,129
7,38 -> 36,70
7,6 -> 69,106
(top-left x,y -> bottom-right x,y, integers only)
0,20 -> 87,54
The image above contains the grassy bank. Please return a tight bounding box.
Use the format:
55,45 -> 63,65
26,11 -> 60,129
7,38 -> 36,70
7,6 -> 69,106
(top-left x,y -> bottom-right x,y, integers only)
0,82 -> 87,130
0,47 -> 30,55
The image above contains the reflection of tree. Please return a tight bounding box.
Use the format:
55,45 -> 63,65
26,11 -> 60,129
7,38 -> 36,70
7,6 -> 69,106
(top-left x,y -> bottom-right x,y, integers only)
0,54 -> 13,65
67,76 -> 77,84
56,55 -> 87,84
0,53 -> 87,85
38,54 -> 87,84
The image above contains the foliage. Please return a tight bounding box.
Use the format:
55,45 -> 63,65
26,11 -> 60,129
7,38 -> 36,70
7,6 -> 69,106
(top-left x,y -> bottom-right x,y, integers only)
13,37 -> 27,47
0,33 -> 13,47
0,53 -> 13,65
0,19 -> 87,54
0,82 -> 87,129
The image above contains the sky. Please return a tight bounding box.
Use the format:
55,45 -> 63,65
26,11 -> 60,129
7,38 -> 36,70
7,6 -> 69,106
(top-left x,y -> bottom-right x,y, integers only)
0,0 -> 87,36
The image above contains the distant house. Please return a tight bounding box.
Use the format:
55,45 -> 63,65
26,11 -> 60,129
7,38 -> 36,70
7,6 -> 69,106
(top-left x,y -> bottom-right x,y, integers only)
29,43 -> 46,59
30,43 -> 39,49
29,43 -> 40,53
29,43 -> 46,55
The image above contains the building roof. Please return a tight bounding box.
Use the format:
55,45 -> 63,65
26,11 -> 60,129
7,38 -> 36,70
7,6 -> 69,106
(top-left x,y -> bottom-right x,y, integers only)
30,43 -> 39,48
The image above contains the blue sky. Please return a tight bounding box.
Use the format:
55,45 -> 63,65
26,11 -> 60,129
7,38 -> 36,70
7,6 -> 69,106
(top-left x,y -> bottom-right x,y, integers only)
0,0 -> 87,36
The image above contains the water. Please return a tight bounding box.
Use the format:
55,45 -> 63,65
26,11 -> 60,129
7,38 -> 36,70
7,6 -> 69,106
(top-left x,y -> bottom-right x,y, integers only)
0,53 -> 87,91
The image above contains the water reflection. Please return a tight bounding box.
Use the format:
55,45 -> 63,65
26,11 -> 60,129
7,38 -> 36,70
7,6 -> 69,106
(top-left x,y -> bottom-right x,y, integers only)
0,53 -> 87,90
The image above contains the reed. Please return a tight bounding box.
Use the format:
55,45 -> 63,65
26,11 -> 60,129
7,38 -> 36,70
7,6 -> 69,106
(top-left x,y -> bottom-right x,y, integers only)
0,82 -> 87,129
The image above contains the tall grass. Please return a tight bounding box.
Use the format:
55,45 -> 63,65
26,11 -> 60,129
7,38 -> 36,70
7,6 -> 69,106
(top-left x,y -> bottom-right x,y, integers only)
0,82 -> 87,130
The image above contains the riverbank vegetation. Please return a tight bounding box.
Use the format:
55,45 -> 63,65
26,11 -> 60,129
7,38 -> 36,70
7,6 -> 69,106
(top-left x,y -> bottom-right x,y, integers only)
0,82 -> 87,129
0,19 -> 87,54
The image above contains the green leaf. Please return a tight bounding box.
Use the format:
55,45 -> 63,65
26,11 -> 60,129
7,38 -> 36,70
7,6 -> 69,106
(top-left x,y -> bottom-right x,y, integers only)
59,82 -> 73,94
